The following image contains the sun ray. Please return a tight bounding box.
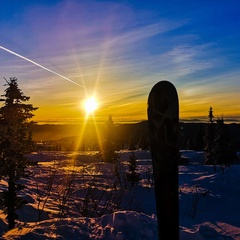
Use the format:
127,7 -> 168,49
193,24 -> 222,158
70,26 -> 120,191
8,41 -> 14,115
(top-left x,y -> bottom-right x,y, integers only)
92,116 -> 104,156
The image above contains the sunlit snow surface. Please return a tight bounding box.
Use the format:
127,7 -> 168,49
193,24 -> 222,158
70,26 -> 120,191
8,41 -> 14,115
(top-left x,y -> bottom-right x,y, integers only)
0,150 -> 240,239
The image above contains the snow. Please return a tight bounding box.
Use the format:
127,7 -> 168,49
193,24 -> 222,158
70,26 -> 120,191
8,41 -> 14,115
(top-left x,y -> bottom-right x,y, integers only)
2,211 -> 157,240
0,150 -> 240,239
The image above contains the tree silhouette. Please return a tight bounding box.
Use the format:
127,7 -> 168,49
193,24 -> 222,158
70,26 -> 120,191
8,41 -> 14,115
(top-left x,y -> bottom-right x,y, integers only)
0,77 -> 38,229
204,107 -> 215,165
126,152 -> 140,187
99,115 -> 118,163
187,126 -> 204,151
213,117 -> 237,167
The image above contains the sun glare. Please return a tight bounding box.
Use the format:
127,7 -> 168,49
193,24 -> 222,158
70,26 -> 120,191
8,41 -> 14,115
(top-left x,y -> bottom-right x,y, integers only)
84,97 -> 98,114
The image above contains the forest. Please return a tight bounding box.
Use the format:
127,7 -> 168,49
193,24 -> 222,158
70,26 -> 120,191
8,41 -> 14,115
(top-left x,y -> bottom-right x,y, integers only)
31,121 -> 240,152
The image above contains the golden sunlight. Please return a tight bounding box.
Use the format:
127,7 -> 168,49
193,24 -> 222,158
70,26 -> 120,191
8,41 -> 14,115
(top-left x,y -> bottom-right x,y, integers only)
84,97 -> 98,114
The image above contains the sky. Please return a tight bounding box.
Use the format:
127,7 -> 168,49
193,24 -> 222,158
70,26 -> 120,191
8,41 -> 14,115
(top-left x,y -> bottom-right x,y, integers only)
0,0 -> 240,124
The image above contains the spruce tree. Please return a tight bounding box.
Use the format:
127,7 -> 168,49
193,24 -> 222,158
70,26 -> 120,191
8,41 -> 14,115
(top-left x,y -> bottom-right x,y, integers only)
0,77 -> 38,229
204,107 -> 215,165
214,117 -> 236,167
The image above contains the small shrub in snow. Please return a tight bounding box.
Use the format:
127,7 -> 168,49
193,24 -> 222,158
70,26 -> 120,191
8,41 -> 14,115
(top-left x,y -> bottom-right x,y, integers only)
126,152 -> 140,187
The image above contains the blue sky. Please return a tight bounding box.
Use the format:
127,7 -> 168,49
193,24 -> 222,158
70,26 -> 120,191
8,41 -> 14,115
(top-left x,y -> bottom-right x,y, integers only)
0,0 -> 240,123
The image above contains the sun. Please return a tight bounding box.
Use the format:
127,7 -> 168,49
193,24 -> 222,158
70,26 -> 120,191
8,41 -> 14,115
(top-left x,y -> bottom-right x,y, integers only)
84,97 -> 98,114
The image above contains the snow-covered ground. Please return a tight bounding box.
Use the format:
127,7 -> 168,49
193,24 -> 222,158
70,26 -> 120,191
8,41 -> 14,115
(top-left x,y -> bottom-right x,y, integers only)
0,150 -> 240,239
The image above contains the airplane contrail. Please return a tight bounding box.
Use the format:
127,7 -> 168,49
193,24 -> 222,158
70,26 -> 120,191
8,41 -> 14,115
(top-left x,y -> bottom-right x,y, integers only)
0,45 -> 84,88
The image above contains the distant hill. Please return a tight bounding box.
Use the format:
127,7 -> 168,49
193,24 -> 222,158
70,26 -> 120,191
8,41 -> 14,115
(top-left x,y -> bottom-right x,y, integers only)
31,121 -> 240,151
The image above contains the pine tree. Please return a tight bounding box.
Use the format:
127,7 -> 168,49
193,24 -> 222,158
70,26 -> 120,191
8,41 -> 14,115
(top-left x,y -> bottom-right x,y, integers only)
214,117 -> 236,167
204,107 -> 215,165
0,77 -> 38,229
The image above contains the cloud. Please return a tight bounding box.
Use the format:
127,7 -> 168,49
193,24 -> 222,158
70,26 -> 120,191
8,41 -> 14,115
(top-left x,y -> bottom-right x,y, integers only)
0,1 -> 239,123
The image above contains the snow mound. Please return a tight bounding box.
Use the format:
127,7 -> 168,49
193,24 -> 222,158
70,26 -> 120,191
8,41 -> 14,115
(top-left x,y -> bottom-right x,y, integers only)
3,211 -> 158,240
180,227 -> 204,240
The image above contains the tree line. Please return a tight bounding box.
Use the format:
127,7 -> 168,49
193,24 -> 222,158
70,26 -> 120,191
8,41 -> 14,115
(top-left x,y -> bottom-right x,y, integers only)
204,107 -> 237,169
186,107 -> 238,167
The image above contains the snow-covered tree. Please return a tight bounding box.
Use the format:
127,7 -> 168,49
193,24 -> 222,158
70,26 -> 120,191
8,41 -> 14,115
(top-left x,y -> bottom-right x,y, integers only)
0,77 -> 38,229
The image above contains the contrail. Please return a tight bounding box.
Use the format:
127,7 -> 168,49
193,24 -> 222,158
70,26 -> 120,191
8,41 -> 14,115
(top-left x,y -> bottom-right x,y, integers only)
0,45 -> 84,88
